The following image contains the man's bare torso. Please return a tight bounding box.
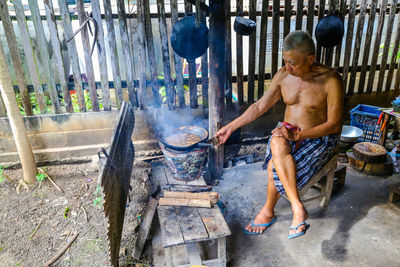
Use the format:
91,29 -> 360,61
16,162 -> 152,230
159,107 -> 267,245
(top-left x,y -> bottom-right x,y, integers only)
278,63 -> 335,131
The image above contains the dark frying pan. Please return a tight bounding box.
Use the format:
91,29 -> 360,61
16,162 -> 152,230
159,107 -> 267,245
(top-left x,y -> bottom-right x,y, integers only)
159,126 -> 215,151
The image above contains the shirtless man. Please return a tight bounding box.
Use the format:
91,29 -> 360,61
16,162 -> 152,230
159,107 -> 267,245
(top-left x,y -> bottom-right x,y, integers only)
215,30 -> 344,239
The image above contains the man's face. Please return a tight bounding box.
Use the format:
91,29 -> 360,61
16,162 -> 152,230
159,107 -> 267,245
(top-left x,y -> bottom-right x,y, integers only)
282,50 -> 314,77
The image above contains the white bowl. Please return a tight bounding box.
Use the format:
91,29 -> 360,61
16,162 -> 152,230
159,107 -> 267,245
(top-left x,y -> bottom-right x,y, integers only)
340,125 -> 364,143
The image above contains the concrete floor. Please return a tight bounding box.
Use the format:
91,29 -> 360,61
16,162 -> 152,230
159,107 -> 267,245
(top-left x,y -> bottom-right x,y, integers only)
214,162 -> 400,267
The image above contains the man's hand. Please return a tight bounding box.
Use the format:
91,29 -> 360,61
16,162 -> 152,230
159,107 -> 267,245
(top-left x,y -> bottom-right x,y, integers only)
271,126 -> 298,141
215,126 -> 233,145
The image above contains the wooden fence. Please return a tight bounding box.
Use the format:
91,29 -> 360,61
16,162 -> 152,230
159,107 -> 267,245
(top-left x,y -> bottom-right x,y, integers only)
0,0 -> 399,117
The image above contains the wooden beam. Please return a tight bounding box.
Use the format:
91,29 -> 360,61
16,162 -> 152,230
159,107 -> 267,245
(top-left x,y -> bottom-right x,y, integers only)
385,18 -> 400,91
342,0 -> 357,93
271,0 -> 280,77
257,0 -> 269,99
334,0 -> 347,71
316,0 -> 326,63
225,0 -> 233,106
236,0 -> 244,105
247,0 -> 256,104
295,0 -> 304,30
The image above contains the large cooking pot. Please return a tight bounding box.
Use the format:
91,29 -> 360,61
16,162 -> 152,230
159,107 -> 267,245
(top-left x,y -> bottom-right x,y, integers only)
170,16 -> 209,61
315,13 -> 344,48
159,125 -> 215,151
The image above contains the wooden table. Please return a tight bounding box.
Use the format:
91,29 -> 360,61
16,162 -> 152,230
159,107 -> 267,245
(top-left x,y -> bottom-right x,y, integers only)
379,108 -> 400,146
152,161 -> 231,267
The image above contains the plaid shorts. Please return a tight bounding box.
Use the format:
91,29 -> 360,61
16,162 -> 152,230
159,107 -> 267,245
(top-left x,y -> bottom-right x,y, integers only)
263,122 -> 337,195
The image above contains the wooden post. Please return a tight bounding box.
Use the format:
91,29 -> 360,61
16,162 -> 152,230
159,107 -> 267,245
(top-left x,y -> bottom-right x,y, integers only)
144,0 -> 161,107
200,0 -> 208,108
76,0 -> 100,111
236,0 -> 244,105
271,0 -> 280,77
257,0 -> 269,100
158,0 -> 175,110
247,0 -> 256,104
316,0 -> 326,63
103,0 -> 123,108
385,16 -> 400,91
306,0 -> 315,35
57,0 -> 86,112
185,3 -> 198,109
283,0 -> 291,39
334,0 -> 347,71
91,0 -> 111,111
12,0 -> 46,114
28,0 -> 61,114
136,0 -> 147,109
0,2 -> 32,116
295,0 -> 304,30
225,0 -> 232,106
209,0 -> 225,179
44,0 -> 73,113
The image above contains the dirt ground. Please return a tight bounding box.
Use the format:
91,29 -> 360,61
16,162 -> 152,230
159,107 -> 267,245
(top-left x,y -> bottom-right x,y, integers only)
0,160 -> 153,267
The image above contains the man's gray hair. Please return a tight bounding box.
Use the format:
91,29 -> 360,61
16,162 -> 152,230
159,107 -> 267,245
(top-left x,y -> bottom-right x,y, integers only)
283,30 -> 315,55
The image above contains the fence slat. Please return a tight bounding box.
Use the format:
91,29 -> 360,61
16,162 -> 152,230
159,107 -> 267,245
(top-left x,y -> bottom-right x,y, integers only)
247,0 -> 257,104
366,0 -> 388,93
395,62 -> 400,90
385,19 -> 400,91
158,0 -> 175,109
225,0 -> 232,105
347,0 -> 367,94
377,0 -> 398,92
323,0 -> 338,67
306,0 -> 315,35
236,0 -> 244,105
57,0 -> 86,112
200,0 -> 208,108
316,0 -> 326,63
117,0 -> 137,107
171,0 -> 186,108
257,0 -> 269,99
77,0 -> 99,111
341,0 -> 357,93
12,0 -> 46,113
28,0 -> 61,113
284,0 -> 291,38
136,0 -> 147,109
334,0 -> 347,70
271,0 -> 280,77
0,1 -> 32,115
144,0 -> 161,107
91,0 -> 111,110
357,0 -> 377,93
44,0 -> 72,113
296,0 -> 304,30
103,0 -> 123,108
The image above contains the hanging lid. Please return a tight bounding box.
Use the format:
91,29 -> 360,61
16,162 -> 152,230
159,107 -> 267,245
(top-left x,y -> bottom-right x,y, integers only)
315,13 -> 344,48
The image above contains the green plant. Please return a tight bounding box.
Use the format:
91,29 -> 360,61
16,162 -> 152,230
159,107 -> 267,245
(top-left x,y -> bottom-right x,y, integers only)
36,172 -> 46,183
379,43 -> 400,63
0,165 -> 9,183
61,90 -> 103,112
93,184 -> 103,208
16,92 -> 51,115
158,73 -> 188,104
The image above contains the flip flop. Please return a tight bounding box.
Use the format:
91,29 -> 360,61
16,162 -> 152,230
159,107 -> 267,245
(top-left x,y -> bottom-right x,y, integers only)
243,216 -> 277,235
288,222 -> 310,239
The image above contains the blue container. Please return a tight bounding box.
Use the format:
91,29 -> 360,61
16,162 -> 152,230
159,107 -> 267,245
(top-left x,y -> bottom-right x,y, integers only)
350,104 -> 382,143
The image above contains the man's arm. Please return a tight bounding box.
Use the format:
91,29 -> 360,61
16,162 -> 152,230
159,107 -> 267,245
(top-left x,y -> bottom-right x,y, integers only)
295,72 -> 344,140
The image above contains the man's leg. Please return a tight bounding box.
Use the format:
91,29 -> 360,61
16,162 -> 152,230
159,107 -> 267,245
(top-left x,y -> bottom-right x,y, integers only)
270,136 -> 308,235
245,161 -> 280,233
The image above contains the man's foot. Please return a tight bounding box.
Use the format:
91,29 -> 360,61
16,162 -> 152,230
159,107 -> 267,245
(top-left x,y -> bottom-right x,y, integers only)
289,205 -> 309,236
244,209 -> 276,234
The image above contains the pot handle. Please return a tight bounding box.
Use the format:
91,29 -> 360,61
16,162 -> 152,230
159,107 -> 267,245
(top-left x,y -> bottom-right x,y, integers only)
197,143 -> 214,147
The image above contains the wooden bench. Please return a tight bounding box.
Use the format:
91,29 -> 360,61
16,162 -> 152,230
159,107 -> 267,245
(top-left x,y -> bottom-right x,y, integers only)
152,161 -> 231,267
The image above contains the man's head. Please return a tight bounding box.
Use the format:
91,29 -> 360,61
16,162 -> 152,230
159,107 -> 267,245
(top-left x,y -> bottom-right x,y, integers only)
282,31 -> 316,77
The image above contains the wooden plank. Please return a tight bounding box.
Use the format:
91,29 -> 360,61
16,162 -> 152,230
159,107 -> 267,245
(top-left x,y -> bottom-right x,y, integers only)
28,0 -> 62,113
377,0 -> 398,92
43,0 -> 72,113
334,0 -> 347,70
198,206 -> 231,239
306,0 -> 315,35
171,0 -> 186,108
218,237 -> 226,262
247,0 -> 257,104
225,0 -> 233,106
103,0 -> 123,108
347,0 -> 367,94
151,215 -> 166,267
136,0 -> 147,109
157,206 -> 185,247
176,207 -> 209,243
257,0 -> 269,100
366,0 -> 388,93
132,197 -> 158,260
271,0 -> 280,77
236,0 -> 244,105
185,3 -> 198,109
144,0 -> 161,108
91,0 -> 111,111
316,0 -> 326,63
296,0 -> 304,30
283,0 -> 292,39
57,0 -> 86,112
77,0 -> 99,111
186,243 -> 202,265
341,0 -> 357,93
385,20 -> 400,91
117,0 -> 137,108
158,0 -> 176,110
0,1 -> 32,115
357,0 -> 377,93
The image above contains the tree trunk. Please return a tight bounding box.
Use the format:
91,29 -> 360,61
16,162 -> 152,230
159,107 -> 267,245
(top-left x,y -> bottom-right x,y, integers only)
0,44 -> 37,183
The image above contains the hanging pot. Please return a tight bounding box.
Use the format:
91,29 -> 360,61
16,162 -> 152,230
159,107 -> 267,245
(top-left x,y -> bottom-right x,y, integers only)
315,13 -> 344,48
233,17 -> 256,36
170,16 -> 209,61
